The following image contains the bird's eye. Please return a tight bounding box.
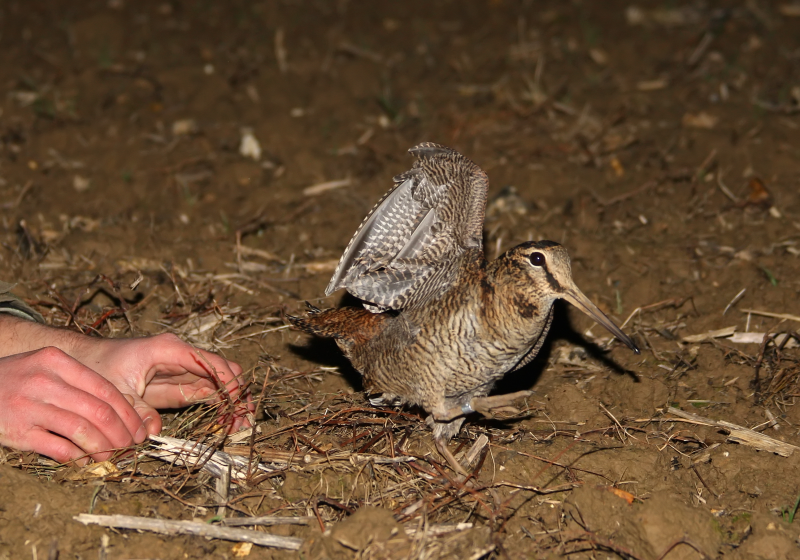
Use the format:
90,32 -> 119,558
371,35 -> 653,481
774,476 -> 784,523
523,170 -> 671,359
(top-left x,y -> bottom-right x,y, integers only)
529,252 -> 545,267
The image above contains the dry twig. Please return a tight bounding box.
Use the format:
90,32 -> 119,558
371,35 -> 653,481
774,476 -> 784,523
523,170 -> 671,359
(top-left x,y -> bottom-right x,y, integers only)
666,407 -> 799,457
74,514 -> 302,550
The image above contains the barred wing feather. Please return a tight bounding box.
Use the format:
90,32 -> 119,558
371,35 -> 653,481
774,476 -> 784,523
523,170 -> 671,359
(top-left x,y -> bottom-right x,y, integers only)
325,142 -> 489,311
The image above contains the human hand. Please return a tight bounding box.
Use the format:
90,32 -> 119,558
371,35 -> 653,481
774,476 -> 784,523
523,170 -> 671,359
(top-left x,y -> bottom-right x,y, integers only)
0,347 -> 148,465
70,333 -> 253,435
0,315 -> 252,465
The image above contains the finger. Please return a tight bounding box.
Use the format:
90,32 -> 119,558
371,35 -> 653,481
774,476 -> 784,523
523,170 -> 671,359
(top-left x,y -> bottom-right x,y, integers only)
143,335 -> 249,402
24,428 -> 91,466
36,404 -> 121,462
140,381 -> 251,434
231,411 -> 253,431
35,348 -> 146,442
211,358 -> 254,409
142,360 -> 249,409
40,379 -> 146,447
226,360 -> 253,406
167,343 -> 245,392
128,393 -> 162,435
142,380 -> 253,412
194,351 -> 246,394
140,378 -> 217,409
215,410 -> 252,434
231,361 -> 243,376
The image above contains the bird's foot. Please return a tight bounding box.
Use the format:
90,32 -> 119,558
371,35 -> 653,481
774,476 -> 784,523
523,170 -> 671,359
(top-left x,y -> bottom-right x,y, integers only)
455,434 -> 489,470
468,390 -> 533,419
435,390 -> 533,422
434,436 -> 469,479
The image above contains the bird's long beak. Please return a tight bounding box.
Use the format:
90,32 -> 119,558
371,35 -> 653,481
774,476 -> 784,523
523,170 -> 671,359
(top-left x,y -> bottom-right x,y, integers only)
561,286 -> 640,354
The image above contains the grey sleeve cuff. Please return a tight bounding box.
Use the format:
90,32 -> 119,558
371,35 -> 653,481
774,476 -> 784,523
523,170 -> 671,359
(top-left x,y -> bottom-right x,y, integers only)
0,281 -> 45,323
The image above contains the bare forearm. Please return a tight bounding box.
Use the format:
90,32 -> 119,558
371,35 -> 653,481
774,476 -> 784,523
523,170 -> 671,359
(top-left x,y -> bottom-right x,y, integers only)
0,315 -> 85,359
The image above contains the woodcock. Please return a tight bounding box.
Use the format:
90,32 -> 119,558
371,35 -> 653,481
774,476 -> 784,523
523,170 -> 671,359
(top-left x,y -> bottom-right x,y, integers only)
289,142 -> 639,475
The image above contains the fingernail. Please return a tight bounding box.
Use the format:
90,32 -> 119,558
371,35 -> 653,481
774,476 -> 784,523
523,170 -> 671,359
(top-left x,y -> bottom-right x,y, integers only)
134,423 -> 147,442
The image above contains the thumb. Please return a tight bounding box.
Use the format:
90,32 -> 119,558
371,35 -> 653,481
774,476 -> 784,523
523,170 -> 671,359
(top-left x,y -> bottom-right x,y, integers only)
125,393 -> 163,435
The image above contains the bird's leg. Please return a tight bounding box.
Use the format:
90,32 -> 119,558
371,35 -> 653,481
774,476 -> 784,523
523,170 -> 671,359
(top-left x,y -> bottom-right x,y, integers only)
434,435 -> 469,478
429,391 -> 530,478
428,405 -> 470,477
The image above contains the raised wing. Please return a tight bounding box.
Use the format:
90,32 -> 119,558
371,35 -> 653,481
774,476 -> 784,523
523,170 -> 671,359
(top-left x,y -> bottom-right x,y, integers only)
326,142 -> 489,311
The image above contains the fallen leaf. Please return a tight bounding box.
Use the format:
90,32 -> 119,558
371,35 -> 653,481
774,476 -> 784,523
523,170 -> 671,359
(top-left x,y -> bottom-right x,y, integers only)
740,177 -> 771,208
728,332 -> 799,347
682,111 -> 718,129
239,128 -> 262,161
682,326 -> 736,343
779,4 -> 800,17
637,78 -> 669,91
73,175 -> 91,192
116,257 -> 166,273
625,6 -> 646,25
303,178 -> 352,196
66,461 -> 120,481
607,486 -> 636,504
172,119 -> 198,136
303,259 -> 340,273
609,156 -> 625,177
734,249 -> 756,262
589,48 -> 608,65
232,542 -> 252,557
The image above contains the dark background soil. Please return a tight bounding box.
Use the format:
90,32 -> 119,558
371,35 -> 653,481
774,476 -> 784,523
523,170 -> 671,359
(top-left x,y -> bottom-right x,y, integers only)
1,1 -> 800,558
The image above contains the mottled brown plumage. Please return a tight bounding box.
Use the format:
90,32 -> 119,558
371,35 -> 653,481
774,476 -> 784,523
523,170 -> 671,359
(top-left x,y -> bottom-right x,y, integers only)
289,142 -> 639,475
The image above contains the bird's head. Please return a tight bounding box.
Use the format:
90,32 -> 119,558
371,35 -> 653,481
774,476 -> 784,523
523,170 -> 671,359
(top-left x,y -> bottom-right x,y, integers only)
500,240 -> 639,354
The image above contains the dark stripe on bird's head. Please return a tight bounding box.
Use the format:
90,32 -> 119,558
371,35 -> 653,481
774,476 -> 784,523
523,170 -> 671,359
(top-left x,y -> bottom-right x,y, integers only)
409,143 -> 454,158
514,240 -> 561,251
542,267 -> 562,293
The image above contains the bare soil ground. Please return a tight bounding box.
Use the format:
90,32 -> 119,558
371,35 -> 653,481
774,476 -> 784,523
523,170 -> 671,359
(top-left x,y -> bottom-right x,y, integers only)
1,1 -> 800,558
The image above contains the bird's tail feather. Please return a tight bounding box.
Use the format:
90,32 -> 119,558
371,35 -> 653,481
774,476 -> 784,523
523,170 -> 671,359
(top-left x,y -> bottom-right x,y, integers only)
287,306 -> 388,343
